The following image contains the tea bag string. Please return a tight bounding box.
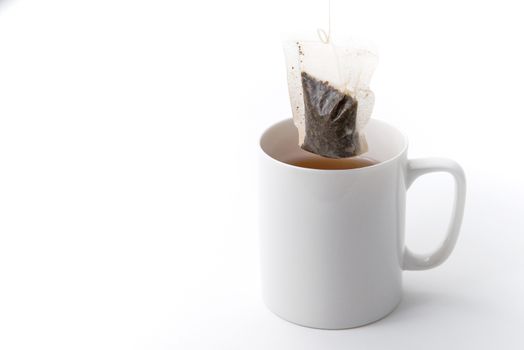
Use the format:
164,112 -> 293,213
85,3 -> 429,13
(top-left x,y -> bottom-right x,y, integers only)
317,0 -> 346,93
317,0 -> 331,43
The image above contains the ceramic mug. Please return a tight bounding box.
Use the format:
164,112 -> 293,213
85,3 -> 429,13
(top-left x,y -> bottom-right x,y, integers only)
259,119 -> 466,329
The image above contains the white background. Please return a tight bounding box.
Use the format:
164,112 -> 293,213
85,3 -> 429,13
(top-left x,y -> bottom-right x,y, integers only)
1,0 -> 523,349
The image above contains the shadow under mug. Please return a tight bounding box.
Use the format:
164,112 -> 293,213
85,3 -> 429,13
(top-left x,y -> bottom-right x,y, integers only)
259,119 -> 466,329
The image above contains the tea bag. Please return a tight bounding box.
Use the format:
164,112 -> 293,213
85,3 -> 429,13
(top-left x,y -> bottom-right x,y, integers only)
284,40 -> 378,158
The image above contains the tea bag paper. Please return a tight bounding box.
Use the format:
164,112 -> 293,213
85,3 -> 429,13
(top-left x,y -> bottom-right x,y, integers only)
284,40 -> 378,158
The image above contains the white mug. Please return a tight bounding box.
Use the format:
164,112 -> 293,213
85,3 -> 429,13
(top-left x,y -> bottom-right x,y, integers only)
259,119 -> 466,329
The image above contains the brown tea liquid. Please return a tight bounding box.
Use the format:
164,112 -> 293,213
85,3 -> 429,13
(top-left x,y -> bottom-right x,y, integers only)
288,155 -> 378,170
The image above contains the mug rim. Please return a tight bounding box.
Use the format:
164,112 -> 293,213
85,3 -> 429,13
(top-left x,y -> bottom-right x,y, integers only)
259,118 -> 409,172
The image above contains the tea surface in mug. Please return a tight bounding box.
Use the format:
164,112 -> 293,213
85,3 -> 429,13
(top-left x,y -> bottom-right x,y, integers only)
287,155 -> 378,170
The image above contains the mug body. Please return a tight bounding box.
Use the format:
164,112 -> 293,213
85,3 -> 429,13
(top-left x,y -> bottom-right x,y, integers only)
259,119 -> 408,329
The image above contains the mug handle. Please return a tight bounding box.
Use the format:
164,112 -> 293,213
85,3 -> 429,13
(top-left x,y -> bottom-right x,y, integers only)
403,158 -> 467,271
